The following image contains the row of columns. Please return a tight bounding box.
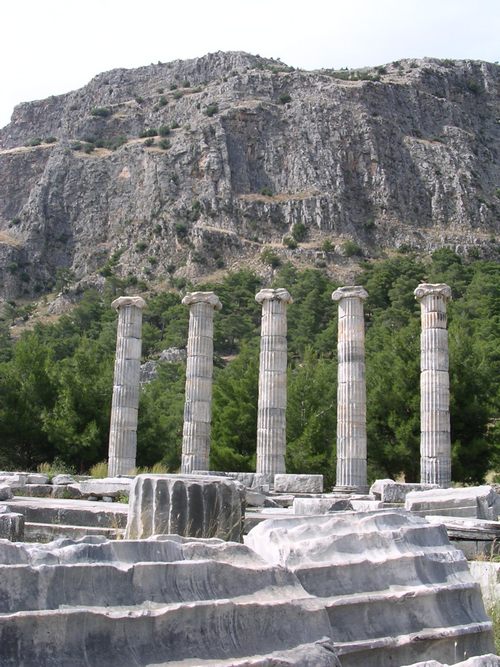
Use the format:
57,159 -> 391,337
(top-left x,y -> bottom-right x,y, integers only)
107,283 -> 453,488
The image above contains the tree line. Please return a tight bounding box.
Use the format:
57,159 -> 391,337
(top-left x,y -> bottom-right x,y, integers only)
0,249 -> 498,487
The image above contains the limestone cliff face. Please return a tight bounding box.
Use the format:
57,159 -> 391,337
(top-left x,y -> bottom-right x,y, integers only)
0,51 -> 498,298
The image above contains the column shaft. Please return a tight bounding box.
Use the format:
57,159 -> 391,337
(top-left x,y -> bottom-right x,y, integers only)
415,283 -> 452,487
255,289 -> 293,476
332,286 -> 368,492
108,296 -> 146,477
181,292 -> 221,473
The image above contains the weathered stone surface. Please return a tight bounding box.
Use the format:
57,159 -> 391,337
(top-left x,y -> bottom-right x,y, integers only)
0,534 -> 339,666
370,479 -> 440,502
1,54 -> 498,303
405,485 -> 500,520
332,286 -> 368,493
0,509 -> 24,540
274,474 -> 323,494
181,292 -> 221,473
415,283 -> 452,487
79,477 -> 131,499
246,511 -> 494,666
0,484 -> 13,501
52,483 -> 82,499
0,473 -> 27,487
403,656 -> 500,667
26,473 -> 50,485
255,289 -> 293,475
126,474 -> 245,541
108,296 -> 146,477
51,474 -> 75,485
293,497 -> 354,514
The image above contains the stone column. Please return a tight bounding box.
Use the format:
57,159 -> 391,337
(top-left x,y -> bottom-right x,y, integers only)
332,286 -> 369,493
255,288 -> 293,477
108,296 -> 146,477
414,283 -> 452,487
181,292 -> 222,474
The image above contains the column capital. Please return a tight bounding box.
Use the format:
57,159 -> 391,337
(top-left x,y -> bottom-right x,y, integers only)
332,286 -> 368,302
111,296 -> 146,310
182,291 -> 222,310
414,283 -> 452,302
255,288 -> 293,305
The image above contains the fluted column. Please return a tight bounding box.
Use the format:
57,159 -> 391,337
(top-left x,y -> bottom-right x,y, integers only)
415,283 -> 452,487
181,292 -> 222,473
332,286 -> 369,492
108,296 -> 146,477
255,288 -> 293,476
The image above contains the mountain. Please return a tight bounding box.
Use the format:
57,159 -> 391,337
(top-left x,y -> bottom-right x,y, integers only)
0,51 -> 498,300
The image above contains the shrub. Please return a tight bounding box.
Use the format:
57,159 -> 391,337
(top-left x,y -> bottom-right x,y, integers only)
291,222 -> 307,242
90,107 -> 111,118
159,139 -> 171,150
144,138 -> 154,147
169,83 -> 178,90
158,95 -> 168,107
182,80 -> 190,88
10,217 -> 21,226
89,461 -> 108,478
321,239 -> 335,252
135,241 -> 148,252
171,121 -> 180,129
260,186 -> 273,197
341,240 -> 363,257
157,87 -> 164,94
140,128 -> 158,138
173,90 -> 183,100
261,247 -> 281,268
466,79 -> 481,95
44,136 -> 57,144
205,103 -> 219,117
25,138 -> 42,147
283,236 -> 298,249
175,222 -> 188,238
158,125 -> 171,137
135,96 -> 144,104
279,93 -> 292,104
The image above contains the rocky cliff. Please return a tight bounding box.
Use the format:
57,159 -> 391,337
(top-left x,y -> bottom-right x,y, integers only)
0,51 -> 498,299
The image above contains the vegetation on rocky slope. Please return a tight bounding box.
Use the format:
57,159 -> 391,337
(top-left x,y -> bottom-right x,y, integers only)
0,250 -> 498,487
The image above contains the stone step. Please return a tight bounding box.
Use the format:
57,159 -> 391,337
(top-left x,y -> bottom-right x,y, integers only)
334,622 -> 493,667
0,597 -> 333,667
0,560 -> 301,612
320,581 -> 488,643
6,495 -> 128,528
295,550 -> 470,597
24,522 -> 124,542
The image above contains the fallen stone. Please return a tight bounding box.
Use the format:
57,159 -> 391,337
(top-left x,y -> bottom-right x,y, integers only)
403,655 -> 500,666
0,473 -> 27,487
0,484 -> 13,501
52,484 -> 82,500
350,499 -> 385,511
126,474 -> 245,541
0,511 -> 24,540
371,480 -> 440,503
51,474 -> 75,485
26,473 -> 50,485
11,484 -> 54,498
293,497 -> 353,515
274,473 -> 324,494
79,477 -> 131,499
405,485 -> 500,520
245,489 -> 267,507
369,478 -> 395,498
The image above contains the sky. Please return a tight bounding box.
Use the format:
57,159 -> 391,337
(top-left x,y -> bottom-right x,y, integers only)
1,0 -> 498,129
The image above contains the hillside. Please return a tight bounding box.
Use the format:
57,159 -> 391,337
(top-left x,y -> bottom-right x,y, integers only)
0,51 -> 499,300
